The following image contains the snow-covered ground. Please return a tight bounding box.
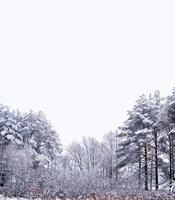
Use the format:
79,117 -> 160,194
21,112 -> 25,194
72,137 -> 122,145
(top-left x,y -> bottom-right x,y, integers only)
0,193 -> 173,200
0,196 -> 23,200
0,196 -> 31,200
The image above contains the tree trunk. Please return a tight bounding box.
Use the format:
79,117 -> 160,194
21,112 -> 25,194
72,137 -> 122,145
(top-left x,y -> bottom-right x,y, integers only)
138,146 -> 142,189
172,137 -> 175,181
115,134 -> 118,182
144,143 -> 148,191
154,130 -> 159,190
169,134 -> 173,188
109,158 -> 113,179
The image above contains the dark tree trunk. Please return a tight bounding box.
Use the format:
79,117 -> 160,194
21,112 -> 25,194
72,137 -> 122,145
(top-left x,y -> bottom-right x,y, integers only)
109,158 -> 113,179
138,146 -> 142,189
169,134 -> 173,188
144,143 -> 148,191
154,130 -> 159,190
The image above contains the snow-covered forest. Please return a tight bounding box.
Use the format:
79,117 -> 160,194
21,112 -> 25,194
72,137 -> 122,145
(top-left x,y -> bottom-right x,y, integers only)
1,88 -> 175,199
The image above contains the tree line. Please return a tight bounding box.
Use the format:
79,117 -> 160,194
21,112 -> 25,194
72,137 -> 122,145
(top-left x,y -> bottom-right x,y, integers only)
0,88 -> 175,198
118,89 -> 175,191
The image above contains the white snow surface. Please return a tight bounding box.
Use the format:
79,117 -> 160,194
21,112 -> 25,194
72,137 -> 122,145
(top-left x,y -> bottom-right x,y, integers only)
0,196 -> 24,200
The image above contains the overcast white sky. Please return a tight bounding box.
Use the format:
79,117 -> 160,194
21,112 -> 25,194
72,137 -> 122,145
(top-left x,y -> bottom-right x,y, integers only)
0,1 -> 175,145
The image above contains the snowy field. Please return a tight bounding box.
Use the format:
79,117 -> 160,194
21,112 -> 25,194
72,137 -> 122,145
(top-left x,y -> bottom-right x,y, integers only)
0,193 -> 173,200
